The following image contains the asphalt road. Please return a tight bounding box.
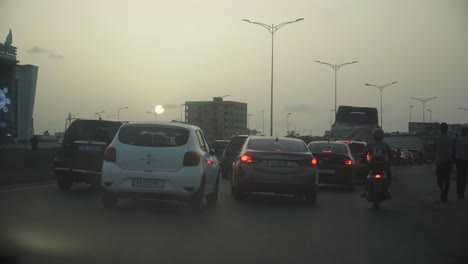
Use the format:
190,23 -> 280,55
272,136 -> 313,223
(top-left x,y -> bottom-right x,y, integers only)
0,166 -> 467,264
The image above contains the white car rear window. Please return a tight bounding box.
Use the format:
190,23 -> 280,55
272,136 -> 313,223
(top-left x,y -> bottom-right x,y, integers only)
118,126 -> 189,147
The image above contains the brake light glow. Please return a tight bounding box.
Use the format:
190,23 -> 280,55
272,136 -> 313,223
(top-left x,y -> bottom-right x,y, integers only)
240,155 -> 253,163
104,147 -> 116,162
366,153 -> 371,161
274,148 -> 282,152
375,174 -> 382,179
206,160 -> 213,165
344,159 -> 354,165
311,157 -> 318,166
323,150 -> 332,153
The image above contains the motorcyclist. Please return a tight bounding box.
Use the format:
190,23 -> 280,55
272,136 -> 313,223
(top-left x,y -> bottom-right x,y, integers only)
361,128 -> 392,197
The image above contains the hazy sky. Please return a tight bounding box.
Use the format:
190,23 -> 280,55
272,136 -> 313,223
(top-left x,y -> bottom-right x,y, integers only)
1,0 -> 467,136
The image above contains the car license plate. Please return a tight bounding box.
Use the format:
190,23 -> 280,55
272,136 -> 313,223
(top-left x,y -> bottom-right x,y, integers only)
132,178 -> 165,189
78,145 -> 103,151
267,160 -> 293,167
319,169 -> 335,174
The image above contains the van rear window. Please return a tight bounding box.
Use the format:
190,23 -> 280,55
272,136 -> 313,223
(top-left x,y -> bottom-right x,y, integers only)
63,120 -> 122,144
118,126 -> 189,147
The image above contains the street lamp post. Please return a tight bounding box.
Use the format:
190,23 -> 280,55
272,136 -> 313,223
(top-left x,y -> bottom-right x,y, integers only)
146,111 -> 157,121
95,111 -> 104,120
261,110 -> 265,136
287,113 -> 292,134
117,107 -> 128,120
410,97 -> 438,123
330,109 -> 336,130
316,60 -> 358,114
247,114 -> 253,134
427,109 -> 432,123
242,18 -> 304,136
107,115 -> 116,119
409,105 -> 414,123
365,81 -> 397,129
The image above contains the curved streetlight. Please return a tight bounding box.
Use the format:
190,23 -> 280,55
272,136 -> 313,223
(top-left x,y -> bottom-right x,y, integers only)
409,105 -> 414,123
247,114 -> 253,134
459,107 -> 468,112
242,18 -> 304,136
287,112 -> 292,134
117,107 -> 128,120
107,114 -> 116,119
95,111 -> 105,120
365,81 -> 397,128
316,60 -> 358,114
427,109 -> 433,123
146,111 -> 157,121
410,96 -> 438,123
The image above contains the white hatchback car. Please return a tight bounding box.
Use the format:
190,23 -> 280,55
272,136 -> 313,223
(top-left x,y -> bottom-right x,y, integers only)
101,122 -> 220,212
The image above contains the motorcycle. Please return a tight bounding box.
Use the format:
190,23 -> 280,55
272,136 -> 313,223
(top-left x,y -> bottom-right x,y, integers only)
362,154 -> 390,210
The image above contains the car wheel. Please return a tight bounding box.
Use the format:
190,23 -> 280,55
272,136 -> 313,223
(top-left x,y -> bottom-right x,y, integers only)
56,172 -> 73,191
102,191 -> 117,209
191,176 -> 206,213
206,175 -> 219,206
304,190 -> 317,206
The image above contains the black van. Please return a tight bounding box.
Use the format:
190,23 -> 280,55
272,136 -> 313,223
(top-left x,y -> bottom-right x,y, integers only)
54,119 -> 123,190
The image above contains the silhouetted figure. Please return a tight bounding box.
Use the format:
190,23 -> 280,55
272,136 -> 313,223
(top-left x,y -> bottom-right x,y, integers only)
30,135 -> 38,151
395,148 -> 402,167
434,122 -> 456,203
455,125 -> 468,199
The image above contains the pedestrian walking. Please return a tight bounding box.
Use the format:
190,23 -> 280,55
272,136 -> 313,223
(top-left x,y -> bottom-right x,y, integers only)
455,124 -> 468,199
433,122 -> 456,203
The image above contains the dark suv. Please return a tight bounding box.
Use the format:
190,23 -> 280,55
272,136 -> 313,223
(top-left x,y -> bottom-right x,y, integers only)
54,119 -> 123,190
221,135 -> 249,178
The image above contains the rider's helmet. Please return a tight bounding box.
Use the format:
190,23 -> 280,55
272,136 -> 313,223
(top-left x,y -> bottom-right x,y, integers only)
373,128 -> 384,142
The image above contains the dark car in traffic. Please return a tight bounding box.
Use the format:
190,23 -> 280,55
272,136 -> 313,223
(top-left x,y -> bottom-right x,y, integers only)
308,141 -> 354,190
339,140 -> 367,183
53,119 -> 123,190
231,136 -> 318,204
211,139 -> 229,164
221,135 -> 249,178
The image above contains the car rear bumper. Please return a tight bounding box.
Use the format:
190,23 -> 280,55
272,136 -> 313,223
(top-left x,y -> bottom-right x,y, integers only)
318,166 -> 353,186
101,161 -> 204,199
54,167 -> 101,184
237,168 -> 318,193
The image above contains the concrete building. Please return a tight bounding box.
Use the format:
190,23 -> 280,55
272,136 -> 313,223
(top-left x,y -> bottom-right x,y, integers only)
16,64 -> 38,140
185,97 -> 247,141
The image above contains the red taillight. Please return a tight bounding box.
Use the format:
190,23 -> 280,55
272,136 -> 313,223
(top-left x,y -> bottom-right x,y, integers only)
344,159 -> 354,165
323,150 -> 332,153
183,151 -> 201,167
240,155 -> 253,163
206,159 -> 213,165
311,157 -> 318,166
375,174 -> 382,179
104,147 -> 116,162
366,153 -> 371,161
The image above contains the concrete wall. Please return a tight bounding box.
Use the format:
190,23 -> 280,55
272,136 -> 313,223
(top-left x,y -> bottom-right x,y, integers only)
0,149 -> 56,185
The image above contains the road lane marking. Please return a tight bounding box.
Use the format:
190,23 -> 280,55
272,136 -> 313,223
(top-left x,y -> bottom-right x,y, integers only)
0,184 -> 56,193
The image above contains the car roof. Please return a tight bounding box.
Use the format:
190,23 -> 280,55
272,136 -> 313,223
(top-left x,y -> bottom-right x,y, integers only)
230,135 -> 249,138
308,141 -> 348,146
121,121 -> 200,130
248,136 -> 306,144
